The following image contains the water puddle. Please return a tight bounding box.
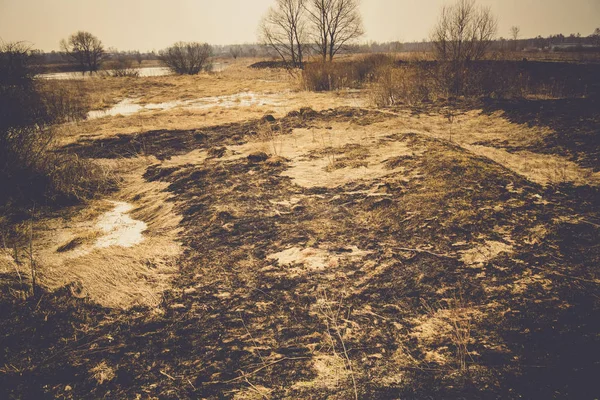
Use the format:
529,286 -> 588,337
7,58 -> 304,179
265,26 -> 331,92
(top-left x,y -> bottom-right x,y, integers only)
87,91 -> 288,119
95,201 -> 147,248
39,67 -> 172,80
39,62 -> 229,80
88,98 -> 144,119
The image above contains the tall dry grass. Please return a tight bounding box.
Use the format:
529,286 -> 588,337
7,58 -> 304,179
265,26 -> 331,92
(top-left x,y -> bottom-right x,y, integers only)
371,59 -> 596,106
302,54 -> 395,91
1,43 -> 116,217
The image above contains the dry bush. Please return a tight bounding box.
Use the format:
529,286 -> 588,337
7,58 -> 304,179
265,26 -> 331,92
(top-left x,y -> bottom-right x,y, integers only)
37,80 -> 92,121
302,61 -> 340,91
372,65 -> 430,106
372,60 -> 541,106
421,291 -> 475,371
0,42 -> 115,211
103,57 -> 140,78
159,42 -> 213,75
302,54 -> 394,91
353,53 -> 395,82
256,121 -> 284,156
422,61 -> 531,99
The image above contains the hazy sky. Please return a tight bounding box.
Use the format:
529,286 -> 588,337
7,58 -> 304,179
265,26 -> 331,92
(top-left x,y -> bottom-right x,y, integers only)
1,0 -> 599,51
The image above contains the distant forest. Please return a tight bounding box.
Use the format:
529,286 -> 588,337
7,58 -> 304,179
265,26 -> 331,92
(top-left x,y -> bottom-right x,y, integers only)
39,29 -> 600,65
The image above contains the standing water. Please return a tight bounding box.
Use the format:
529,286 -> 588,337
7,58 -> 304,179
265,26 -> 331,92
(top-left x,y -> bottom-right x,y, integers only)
95,201 -> 147,248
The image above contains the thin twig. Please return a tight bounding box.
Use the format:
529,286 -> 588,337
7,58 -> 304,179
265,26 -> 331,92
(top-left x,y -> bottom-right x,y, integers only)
319,290 -> 358,400
580,219 -> 600,229
239,312 -> 267,365
29,204 -> 36,298
160,370 -> 176,381
3,231 -> 23,283
244,377 -> 269,399
332,313 -> 358,400
396,247 -> 456,259
221,357 -> 310,384
186,378 -> 196,391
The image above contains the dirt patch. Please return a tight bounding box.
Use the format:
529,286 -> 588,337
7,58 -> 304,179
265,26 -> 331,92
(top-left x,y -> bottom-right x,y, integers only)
459,240 -> 513,267
268,245 -> 371,272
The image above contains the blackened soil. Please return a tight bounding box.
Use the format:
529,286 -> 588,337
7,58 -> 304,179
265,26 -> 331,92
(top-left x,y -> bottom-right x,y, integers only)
480,97 -> 600,171
1,107 -> 599,399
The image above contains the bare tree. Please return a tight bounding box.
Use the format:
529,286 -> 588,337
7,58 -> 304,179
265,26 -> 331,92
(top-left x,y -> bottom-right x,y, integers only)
306,0 -> 364,61
431,0 -> 498,63
259,0 -> 307,68
158,42 -> 212,75
134,50 -> 143,65
230,45 -> 242,59
511,26 -> 521,50
430,0 -> 497,96
592,28 -> 600,46
510,26 -> 520,41
306,0 -> 330,61
60,31 -> 106,74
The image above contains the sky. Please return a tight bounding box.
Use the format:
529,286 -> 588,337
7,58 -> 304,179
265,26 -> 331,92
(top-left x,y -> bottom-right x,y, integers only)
1,0 -> 599,52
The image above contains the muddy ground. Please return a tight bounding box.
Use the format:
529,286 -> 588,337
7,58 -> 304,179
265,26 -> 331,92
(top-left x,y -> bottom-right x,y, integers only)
1,64 -> 599,399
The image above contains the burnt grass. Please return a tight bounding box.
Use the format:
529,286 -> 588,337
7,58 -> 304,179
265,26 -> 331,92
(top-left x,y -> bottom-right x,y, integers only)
480,97 -> 600,171
1,107 -> 600,399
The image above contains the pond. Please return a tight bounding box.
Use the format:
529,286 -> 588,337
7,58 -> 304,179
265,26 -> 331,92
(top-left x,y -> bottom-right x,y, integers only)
38,62 -> 230,80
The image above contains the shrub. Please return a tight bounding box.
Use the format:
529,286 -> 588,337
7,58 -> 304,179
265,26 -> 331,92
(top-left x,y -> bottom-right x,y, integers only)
302,62 -> 338,91
353,53 -> 395,82
0,42 -> 114,211
103,56 -> 140,78
159,42 -> 213,75
302,54 -> 395,91
37,80 -> 91,121
372,60 -> 536,106
372,66 -> 431,106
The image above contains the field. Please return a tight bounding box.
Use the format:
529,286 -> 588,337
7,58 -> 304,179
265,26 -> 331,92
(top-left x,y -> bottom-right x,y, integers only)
1,57 -> 599,399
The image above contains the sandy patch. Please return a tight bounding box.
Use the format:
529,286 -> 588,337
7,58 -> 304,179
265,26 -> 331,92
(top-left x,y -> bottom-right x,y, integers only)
512,271 -> 553,294
268,245 -> 371,272
227,123 -> 423,188
459,240 -> 513,267
292,354 -> 351,391
161,149 -> 208,168
464,145 -> 600,186
409,304 -> 484,366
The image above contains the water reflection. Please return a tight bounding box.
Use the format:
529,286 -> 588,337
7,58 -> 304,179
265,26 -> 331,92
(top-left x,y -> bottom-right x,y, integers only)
87,91 -> 288,120
39,62 -> 229,80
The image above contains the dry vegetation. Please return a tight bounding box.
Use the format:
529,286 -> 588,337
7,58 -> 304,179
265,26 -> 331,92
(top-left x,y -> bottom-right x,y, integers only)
1,51 -> 599,400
